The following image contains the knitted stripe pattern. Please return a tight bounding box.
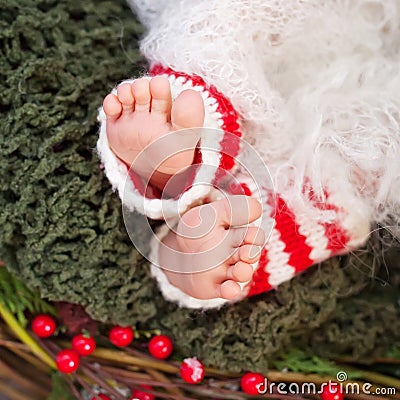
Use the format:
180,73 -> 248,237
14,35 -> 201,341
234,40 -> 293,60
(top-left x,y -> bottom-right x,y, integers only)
99,65 -> 367,304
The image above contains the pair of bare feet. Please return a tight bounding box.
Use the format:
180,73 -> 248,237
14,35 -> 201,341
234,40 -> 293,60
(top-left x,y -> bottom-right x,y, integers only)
103,76 -> 264,300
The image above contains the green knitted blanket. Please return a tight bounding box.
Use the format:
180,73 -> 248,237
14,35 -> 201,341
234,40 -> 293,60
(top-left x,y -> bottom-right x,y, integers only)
1,0 -> 399,372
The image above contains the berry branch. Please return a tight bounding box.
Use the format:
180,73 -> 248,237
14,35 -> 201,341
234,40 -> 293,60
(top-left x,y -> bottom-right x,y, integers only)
1,265 -> 400,399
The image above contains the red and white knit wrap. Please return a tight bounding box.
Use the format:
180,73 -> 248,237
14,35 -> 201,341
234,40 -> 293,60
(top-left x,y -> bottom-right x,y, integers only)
97,65 -> 370,309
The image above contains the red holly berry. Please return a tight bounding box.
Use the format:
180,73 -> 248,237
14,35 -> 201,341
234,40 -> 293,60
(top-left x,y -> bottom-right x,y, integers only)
321,383 -> 344,400
90,394 -> 111,400
180,357 -> 205,384
148,335 -> 173,359
72,333 -> 96,356
31,314 -> 57,338
240,372 -> 266,395
109,326 -> 134,347
56,349 -> 80,374
130,385 -> 155,400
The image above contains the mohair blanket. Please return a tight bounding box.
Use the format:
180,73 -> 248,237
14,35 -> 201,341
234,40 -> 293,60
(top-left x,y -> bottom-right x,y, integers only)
1,0 -> 399,372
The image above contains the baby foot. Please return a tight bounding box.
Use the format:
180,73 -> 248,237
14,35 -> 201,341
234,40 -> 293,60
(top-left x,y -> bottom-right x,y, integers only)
159,196 -> 265,301
102,76 -> 205,187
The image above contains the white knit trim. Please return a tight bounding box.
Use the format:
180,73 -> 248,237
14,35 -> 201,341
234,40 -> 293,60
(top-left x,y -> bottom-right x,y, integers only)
97,75 -> 226,220
264,228 -> 295,287
327,191 -> 371,249
149,224 -> 230,309
295,214 -> 331,262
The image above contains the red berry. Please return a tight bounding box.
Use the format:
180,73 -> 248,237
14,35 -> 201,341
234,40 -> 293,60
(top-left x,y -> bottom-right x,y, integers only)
56,349 -> 80,374
109,326 -> 134,347
321,383 -> 344,400
180,357 -> 205,384
31,314 -> 56,338
90,395 -> 111,400
240,372 -> 266,395
148,335 -> 173,359
72,334 -> 96,356
130,385 -> 155,400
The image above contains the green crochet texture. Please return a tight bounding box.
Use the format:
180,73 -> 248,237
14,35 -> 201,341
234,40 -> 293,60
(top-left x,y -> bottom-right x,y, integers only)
1,0 -> 399,372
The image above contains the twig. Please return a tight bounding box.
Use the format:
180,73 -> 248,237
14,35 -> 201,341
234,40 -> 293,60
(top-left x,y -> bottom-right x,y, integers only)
358,371 -> 400,390
0,357 -> 50,398
372,358 -> 400,365
74,373 -> 100,399
64,374 -> 84,400
93,364 -> 165,389
0,379 -> 27,400
89,348 -> 179,373
80,363 -> 126,400
94,365 -> 196,400
0,327 -> 55,376
0,338 -> 30,351
100,365 -> 156,381
336,356 -> 400,366
205,367 -> 241,378
11,347 -> 52,374
37,335 -> 62,355
145,367 -> 186,398
0,302 -> 56,369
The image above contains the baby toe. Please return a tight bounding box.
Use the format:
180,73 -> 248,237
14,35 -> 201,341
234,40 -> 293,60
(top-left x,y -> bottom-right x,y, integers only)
116,83 -> 135,113
231,226 -> 266,247
132,78 -> 151,112
243,226 -> 266,246
239,245 -> 262,263
171,89 -> 205,130
103,93 -> 122,119
150,76 -> 172,118
219,280 -> 242,300
227,261 -> 254,282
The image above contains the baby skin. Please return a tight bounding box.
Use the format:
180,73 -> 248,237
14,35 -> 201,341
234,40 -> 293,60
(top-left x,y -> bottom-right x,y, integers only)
103,76 -> 265,300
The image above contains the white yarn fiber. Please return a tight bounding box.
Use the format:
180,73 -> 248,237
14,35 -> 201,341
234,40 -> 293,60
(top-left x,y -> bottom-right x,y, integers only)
128,0 -> 400,236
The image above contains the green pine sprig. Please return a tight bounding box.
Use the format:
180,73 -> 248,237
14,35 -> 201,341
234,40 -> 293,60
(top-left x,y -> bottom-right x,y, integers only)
271,349 -> 362,379
47,372 -> 77,400
0,267 -> 55,327
385,346 -> 400,359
